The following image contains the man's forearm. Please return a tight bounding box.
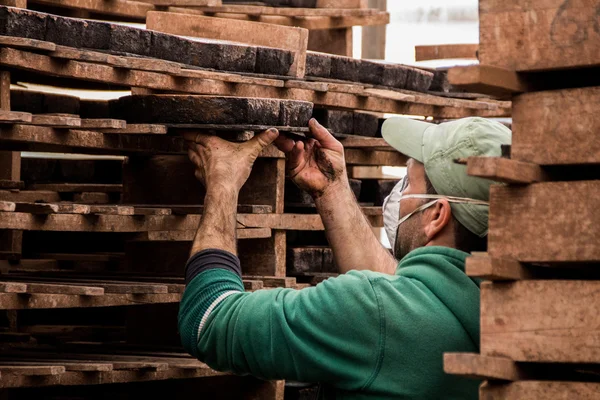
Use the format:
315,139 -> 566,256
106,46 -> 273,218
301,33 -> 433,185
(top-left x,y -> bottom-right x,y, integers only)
190,184 -> 239,257
315,180 -> 397,275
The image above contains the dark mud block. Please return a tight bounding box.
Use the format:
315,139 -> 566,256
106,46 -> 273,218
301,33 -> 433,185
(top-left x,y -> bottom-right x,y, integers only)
109,24 -> 152,57
83,20 -> 111,50
359,61 -> 409,88
286,246 -> 336,275
10,90 -> 44,114
305,52 -> 331,78
42,92 -> 80,115
44,15 -> 86,48
353,111 -> 380,137
360,179 -> 399,206
349,178 -> 362,200
405,67 -> 434,92
279,100 -> 313,127
255,47 -> 294,76
217,44 -> 257,72
79,100 -> 111,119
112,95 -> 282,125
313,108 -> 353,134
330,55 -> 360,82
429,69 -> 454,92
0,6 -> 46,40
149,31 -> 190,64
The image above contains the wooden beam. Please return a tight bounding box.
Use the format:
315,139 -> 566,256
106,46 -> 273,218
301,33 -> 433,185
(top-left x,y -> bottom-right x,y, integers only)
415,44 -> 478,61
443,353 -> 523,381
488,181 -> 600,263
481,381 -> 600,399
146,11 -> 308,78
0,211 -> 327,232
133,228 -> 272,241
27,183 -> 122,193
344,148 -> 406,166
0,48 -> 509,118
447,65 -> 529,97
465,255 -> 533,281
511,86 -> 600,165
481,280 -> 600,363
361,0 -> 386,59
465,157 -> 548,184
479,0 -> 600,71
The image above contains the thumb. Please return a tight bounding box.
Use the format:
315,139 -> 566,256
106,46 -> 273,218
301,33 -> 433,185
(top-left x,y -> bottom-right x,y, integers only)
247,128 -> 279,154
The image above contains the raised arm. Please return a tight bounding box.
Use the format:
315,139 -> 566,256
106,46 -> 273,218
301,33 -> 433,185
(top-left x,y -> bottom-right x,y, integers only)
275,119 -> 397,274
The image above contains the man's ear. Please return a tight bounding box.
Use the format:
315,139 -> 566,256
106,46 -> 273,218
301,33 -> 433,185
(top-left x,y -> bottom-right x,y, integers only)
422,198 -> 452,241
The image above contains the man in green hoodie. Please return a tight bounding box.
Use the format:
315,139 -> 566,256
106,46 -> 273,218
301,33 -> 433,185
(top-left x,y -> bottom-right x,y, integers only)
179,116 -> 511,399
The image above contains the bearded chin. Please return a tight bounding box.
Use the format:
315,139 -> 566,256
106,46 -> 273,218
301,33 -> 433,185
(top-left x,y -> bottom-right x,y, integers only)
394,215 -> 427,260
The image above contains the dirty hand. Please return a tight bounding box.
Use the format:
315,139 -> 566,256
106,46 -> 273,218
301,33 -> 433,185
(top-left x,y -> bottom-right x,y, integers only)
185,129 -> 279,192
274,118 -> 346,198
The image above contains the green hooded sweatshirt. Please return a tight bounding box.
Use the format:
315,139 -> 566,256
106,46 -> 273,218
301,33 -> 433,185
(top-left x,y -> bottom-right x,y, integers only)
179,246 -> 481,399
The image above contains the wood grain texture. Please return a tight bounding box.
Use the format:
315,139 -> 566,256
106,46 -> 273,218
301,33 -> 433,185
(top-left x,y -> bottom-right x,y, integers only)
480,380 -> 600,400
488,181 -> 600,262
111,95 -> 312,126
479,0 -> 600,71
443,353 -> 522,381
415,44 -> 478,61
481,280 -> 600,362
466,156 -> 548,184
511,86 -> 600,165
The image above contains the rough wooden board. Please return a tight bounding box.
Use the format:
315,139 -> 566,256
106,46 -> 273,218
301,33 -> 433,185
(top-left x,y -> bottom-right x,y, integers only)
0,124 -> 284,157
27,183 -> 122,193
481,280 -> 600,363
100,124 -> 167,134
141,0 -> 220,4
480,381 -> 600,399
0,35 -> 55,52
80,119 -> 126,130
0,365 -> 65,376
0,361 -> 113,372
0,200 -> 15,211
0,110 -> 32,124
0,7 -> 46,41
0,211 -> 326,231
443,353 -> 523,381
133,227 -> 272,241
0,48 -> 509,118
198,4 -> 379,16
24,282 -> 105,296
447,65 -> 530,97
14,202 -> 91,214
511,86 -> 600,165
146,11 -> 308,77
488,181 -> 600,262
415,44 -> 478,61
177,68 -> 285,87
479,0 -> 600,71
466,156 -> 548,184
0,190 -> 60,203
344,148 -> 406,166
111,95 -> 312,126
30,114 -> 81,128
465,255 -> 533,281
0,282 -> 27,293
0,179 -> 23,189
88,205 -> 135,215
30,0 -> 155,20
337,135 -> 390,149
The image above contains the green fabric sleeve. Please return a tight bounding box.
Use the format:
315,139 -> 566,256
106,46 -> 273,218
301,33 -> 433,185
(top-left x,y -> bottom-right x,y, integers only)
178,269 -> 384,392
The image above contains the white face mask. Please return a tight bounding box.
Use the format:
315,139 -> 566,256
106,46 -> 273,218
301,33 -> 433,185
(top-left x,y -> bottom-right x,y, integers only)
382,176 -> 489,257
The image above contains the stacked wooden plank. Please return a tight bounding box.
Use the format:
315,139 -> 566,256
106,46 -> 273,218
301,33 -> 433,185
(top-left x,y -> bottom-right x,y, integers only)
441,1 -> 600,398
0,3 -> 515,398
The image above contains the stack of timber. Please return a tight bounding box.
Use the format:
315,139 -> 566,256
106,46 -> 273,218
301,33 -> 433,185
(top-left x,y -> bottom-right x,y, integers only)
0,3 -> 511,398
441,0 -> 600,398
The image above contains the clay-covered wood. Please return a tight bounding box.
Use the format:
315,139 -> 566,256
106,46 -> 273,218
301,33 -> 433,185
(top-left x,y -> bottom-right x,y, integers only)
111,95 -> 313,126
0,6 -> 46,41
306,51 -> 433,91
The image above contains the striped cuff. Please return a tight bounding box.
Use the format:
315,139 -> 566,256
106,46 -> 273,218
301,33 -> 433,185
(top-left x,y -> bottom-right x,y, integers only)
184,249 -> 242,284
178,268 -> 245,358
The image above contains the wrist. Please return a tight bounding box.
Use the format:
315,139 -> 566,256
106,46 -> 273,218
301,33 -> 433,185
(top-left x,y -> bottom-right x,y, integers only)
205,184 -> 239,205
314,178 -> 354,209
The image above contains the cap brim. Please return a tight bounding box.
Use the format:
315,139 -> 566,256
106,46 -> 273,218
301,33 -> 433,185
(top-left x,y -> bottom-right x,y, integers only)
381,117 -> 433,163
